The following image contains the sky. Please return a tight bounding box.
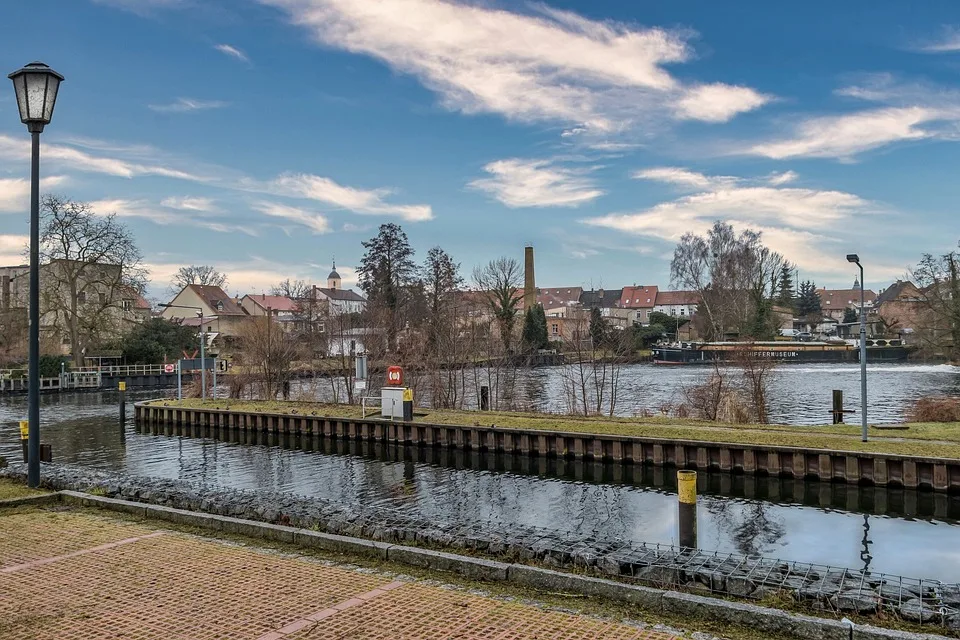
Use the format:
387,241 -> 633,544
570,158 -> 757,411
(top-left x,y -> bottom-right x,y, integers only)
2,0 -> 960,300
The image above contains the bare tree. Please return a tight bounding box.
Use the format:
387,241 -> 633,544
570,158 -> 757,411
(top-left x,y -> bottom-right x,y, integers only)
473,257 -> 523,353
670,221 -> 784,340
271,278 -> 310,299
912,244 -> 960,360
732,343 -> 778,423
37,196 -> 147,365
170,265 -> 227,293
234,316 -> 303,400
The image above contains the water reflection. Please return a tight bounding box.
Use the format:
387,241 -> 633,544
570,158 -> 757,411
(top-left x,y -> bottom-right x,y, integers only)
2,390 -> 960,581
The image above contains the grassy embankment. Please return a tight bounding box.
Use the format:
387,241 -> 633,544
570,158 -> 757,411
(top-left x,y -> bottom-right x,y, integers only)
0,477 -> 50,501
147,399 -> 960,459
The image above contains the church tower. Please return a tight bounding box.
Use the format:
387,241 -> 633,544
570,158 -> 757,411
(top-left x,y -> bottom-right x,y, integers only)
327,259 -> 341,290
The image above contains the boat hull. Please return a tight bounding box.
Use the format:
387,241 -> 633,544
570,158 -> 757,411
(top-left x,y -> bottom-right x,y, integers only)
652,344 -> 910,365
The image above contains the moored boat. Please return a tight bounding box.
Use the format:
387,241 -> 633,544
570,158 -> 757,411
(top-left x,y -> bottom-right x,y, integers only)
652,340 -> 911,365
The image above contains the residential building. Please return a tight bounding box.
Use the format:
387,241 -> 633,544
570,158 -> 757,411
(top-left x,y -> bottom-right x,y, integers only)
3,260 -> 150,358
619,285 -> 659,324
818,281 -> 877,321
161,284 -> 249,339
872,280 -> 926,335
653,290 -> 699,318
310,264 -> 367,315
537,286 -> 583,312
578,288 -> 635,328
240,294 -> 300,318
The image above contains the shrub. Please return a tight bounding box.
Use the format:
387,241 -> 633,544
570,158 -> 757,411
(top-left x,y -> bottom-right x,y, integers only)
908,396 -> 960,422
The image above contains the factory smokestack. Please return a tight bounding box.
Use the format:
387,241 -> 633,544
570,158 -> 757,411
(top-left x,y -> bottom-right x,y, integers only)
524,245 -> 536,309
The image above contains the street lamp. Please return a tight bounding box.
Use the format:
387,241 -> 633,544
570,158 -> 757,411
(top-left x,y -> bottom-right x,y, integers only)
9,62 -> 64,488
159,304 -> 208,401
846,254 -> 868,442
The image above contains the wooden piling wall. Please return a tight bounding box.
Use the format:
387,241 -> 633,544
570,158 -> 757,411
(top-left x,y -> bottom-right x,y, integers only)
134,403 -> 960,493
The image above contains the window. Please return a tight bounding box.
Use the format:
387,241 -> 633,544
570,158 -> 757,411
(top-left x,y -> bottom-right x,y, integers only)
551,323 -> 559,335
680,308 -> 686,316
77,291 -> 86,304
121,299 -> 132,311
99,293 -> 106,304
215,301 -> 224,312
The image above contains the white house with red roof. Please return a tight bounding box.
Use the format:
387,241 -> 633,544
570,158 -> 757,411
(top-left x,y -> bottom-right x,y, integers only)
619,285 -> 659,323
653,290 -> 700,318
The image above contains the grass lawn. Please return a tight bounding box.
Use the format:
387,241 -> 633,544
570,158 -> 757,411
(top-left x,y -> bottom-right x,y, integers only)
146,398 -> 960,459
0,477 -> 49,501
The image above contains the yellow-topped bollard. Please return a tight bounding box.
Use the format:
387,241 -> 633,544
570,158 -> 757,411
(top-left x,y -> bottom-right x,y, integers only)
19,420 -> 28,463
677,470 -> 698,549
118,381 -> 127,423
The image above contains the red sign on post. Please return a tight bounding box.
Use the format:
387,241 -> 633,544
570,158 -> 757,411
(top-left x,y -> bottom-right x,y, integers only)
386,366 -> 403,386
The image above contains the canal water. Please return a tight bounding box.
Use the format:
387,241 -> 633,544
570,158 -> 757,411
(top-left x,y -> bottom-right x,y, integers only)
493,362 -> 960,425
2,389 -> 959,583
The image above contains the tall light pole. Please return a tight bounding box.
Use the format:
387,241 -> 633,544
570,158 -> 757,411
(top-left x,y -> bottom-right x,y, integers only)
160,303 -> 207,401
847,254 -> 868,442
9,62 -> 64,488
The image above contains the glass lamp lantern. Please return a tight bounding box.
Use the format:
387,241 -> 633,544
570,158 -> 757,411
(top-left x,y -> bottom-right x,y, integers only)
8,62 -> 64,132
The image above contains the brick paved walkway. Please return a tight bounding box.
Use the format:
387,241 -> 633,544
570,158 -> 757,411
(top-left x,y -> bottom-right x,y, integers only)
0,508 -> 681,640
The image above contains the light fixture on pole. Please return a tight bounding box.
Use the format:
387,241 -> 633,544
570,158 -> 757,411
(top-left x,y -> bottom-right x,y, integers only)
9,62 -> 64,488
846,254 -> 868,442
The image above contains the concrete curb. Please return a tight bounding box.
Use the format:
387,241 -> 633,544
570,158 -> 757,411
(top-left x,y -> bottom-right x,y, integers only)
50,491 -> 951,640
0,492 -> 62,508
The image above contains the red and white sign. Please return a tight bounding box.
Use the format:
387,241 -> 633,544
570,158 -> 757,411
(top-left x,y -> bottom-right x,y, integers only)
164,364 -> 176,374
386,366 -> 403,386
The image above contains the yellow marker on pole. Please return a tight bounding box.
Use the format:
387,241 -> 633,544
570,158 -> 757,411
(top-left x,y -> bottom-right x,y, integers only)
118,381 -> 126,392
677,470 -> 698,549
19,420 -> 28,463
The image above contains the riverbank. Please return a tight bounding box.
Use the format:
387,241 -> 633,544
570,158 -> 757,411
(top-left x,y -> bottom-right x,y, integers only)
3,472 -> 955,638
146,399 -> 960,460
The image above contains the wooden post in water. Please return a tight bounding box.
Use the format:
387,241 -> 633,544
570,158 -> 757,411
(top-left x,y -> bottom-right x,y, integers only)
678,470 -> 697,549
833,390 -> 843,424
119,381 -> 126,424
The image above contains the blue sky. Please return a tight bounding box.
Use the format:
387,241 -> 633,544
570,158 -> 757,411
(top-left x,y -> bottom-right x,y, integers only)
2,0 -> 960,299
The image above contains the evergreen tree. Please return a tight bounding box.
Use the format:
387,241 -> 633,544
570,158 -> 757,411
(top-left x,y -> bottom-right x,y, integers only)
589,307 -> 608,347
357,223 -> 417,311
795,281 -> 822,316
843,307 -> 859,324
521,304 -> 549,352
776,264 -> 795,308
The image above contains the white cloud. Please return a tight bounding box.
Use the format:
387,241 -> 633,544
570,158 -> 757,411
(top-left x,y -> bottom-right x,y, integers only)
261,173 -> 433,221
215,44 -> 250,62
582,168 -> 875,274
916,27 -> 960,53
252,201 -> 331,234
675,84 -> 771,123
259,0 -> 769,134
632,167 -> 737,190
148,98 -> 229,113
0,134 -> 205,181
160,196 -> 219,212
746,106 -> 941,160
0,234 -> 27,265
90,198 -> 258,236
0,176 -> 69,213
767,170 -> 798,186
468,158 -> 604,208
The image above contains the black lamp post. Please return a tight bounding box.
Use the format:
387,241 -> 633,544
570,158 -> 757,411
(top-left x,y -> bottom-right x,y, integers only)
9,62 -> 64,488
846,253 -> 868,442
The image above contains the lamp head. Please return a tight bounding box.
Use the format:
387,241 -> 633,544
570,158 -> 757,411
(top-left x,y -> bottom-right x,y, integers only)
846,254 -> 860,264
8,62 -> 64,132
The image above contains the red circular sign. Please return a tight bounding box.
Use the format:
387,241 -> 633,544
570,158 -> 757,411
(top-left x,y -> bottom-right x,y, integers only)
386,366 -> 403,386
164,364 -> 175,373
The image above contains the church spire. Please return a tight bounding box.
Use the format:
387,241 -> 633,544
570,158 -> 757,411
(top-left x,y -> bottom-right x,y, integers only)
853,277 -> 861,290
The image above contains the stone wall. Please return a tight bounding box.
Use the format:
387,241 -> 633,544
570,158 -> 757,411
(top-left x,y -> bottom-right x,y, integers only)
3,462 -> 958,632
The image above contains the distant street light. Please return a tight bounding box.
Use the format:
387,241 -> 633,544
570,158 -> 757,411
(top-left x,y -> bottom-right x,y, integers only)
9,62 -> 64,488
159,303 -> 208,401
846,254 -> 868,442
